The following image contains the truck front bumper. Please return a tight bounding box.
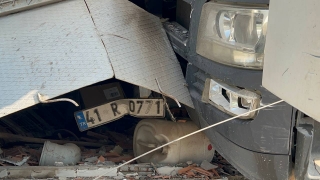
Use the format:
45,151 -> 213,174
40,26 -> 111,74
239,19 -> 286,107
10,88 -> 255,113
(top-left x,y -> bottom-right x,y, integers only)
186,56 -> 294,180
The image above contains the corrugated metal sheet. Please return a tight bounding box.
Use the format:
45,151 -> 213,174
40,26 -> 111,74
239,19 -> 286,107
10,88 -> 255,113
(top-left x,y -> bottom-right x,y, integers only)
0,0 -> 64,17
0,0 -> 193,118
0,0 -> 114,117
85,0 -> 193,108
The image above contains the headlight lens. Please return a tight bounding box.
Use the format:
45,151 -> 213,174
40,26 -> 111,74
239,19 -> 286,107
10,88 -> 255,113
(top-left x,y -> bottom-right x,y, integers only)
196,2 -> 268,69
205,79 -> 261,119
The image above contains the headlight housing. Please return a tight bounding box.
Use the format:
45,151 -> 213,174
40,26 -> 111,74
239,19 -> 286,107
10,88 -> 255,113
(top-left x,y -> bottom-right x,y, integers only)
196,2 -> 268,69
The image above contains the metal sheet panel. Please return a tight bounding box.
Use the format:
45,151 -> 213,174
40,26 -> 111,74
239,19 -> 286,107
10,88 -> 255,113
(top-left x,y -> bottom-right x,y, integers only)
0,0 -> 64,17
262,0 -> 320,121
0,0 -> 114,117
85,0 -> 194,108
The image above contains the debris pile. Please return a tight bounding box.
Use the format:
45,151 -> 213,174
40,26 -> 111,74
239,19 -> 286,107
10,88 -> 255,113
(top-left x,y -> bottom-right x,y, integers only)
0,143 -> 245,179
212,152 -> 244,177
0,129 -> 134,167
80,145 -> 133,166
177,164 -> 219,179
0,146 -> 40,166
0,110 -> 245,179
138,158 -> 243,179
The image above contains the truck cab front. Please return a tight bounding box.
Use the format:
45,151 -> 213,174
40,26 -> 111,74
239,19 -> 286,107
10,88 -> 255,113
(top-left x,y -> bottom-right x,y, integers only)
163,0 -> 294,179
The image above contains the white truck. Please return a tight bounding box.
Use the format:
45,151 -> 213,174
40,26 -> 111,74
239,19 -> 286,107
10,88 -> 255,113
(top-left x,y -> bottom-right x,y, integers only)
0,0 -> 319,179
162,0 -> 320,179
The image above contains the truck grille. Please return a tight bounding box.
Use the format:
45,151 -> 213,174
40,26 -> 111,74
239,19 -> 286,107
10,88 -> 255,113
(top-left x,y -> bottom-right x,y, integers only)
192,70 -> 207,95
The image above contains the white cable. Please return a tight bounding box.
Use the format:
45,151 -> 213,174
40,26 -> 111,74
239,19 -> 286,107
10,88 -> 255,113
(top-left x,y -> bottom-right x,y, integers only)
155,78 -> 181,108
37,93 -> 79,107
163,95 -> 176,122
93,99 -> 285,180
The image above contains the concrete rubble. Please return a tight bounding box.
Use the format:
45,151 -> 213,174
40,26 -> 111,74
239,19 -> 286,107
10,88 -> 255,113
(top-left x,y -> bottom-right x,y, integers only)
0,128 -> 245,179
0,130 -> 134,167
0,107 -> 244,179
201,160 -> 218,170
0,97 -> 248,179
0,156 -> 29,166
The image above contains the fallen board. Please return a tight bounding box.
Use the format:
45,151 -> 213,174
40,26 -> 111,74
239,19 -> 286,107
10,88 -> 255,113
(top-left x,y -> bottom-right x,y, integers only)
85,0 -> 193,108
0,0 -> 193,118
0,0 -> 114,117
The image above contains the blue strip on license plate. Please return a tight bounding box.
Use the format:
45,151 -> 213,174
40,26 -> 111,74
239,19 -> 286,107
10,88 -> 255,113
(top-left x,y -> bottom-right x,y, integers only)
75,111 -> 89,131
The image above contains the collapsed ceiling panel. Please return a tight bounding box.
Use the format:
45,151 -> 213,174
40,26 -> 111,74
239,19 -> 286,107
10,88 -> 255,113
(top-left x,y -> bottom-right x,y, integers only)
0,0 -> 114,117
85,0 -> 194,108
0,0 -> 194,118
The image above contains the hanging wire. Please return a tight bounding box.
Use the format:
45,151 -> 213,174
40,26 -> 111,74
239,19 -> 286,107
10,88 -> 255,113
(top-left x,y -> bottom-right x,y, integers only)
92,99 -> 285,180
155,78 -> 181,108
37,93 -> 79,107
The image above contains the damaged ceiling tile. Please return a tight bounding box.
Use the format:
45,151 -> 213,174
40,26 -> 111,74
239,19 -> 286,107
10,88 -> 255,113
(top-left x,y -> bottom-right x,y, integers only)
84,0 -> 194,108
0,0 -> 193,118
0,0 -> 114,118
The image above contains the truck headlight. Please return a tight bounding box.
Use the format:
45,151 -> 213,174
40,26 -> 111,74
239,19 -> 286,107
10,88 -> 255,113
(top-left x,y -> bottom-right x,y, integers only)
196,2 -> 268,69
203,79 -> 261,119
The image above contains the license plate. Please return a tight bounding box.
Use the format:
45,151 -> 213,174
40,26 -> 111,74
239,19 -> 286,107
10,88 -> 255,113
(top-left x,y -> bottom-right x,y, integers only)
74,99 -> 164,131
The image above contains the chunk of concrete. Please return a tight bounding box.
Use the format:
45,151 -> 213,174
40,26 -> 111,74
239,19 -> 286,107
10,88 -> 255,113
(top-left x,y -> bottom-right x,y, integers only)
157,166 -> 182,176
84,156 -> 98,163
110,145 -> 123,155
200,160 -> 218,170
0,169 -> 7,178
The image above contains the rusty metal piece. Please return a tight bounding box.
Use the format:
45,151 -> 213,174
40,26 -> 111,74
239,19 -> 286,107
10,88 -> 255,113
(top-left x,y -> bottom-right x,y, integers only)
54,129 -> 80,141
210,169 -> 220,178
186,170 -> 196,178
0,132 -> 106,147
2,146 -> 24,157
116,141 -> 133,150
151,162 -> 160,175
104,152 -> 120,157
97,156 -> 105,163
26,160 -> 38,166
87,131 -> 109,140
0,156 -> 29,166
0,161 -> 11,166
105,131 -> 127,143
108,155 -> 133,163
81,150 -> 98,159
191,167 -> 213,178
177,120 -> 187,123
162,175 -> 171,179
178,165 -> 194,175
104,131 -> 132,149
80,137 -> 98,143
